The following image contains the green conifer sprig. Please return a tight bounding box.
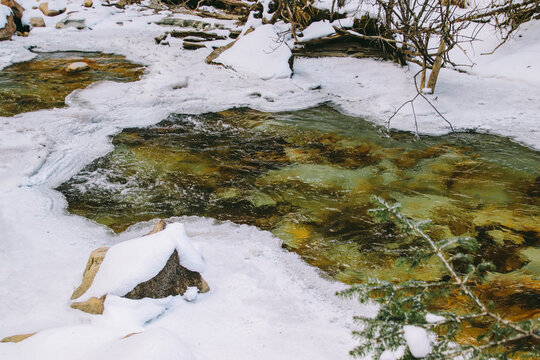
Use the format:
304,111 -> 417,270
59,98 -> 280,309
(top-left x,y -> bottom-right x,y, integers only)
338,196 -> 539,359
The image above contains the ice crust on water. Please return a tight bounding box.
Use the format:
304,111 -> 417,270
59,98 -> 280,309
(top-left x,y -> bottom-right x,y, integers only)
80,223 -> 205,301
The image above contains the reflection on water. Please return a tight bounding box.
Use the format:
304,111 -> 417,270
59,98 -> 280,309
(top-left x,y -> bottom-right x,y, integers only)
57,106 -> 540,319
0,51 -> 144,117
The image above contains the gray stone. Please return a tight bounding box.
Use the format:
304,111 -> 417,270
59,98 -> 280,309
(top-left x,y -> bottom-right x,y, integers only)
124,249 -> 210,300
56,17 -> 86,30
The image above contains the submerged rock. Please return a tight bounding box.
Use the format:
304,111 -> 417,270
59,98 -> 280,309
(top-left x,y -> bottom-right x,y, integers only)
66,61 -> 90,72
70,220 -> 209,314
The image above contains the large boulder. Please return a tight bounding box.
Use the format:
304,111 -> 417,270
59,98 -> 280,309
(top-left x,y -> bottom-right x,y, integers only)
1,0 -> 27,38
0,12 -> 16,41
71,220 -> 209,314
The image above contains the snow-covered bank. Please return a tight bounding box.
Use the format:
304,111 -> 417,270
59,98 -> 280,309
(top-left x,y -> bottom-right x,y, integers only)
0,0 -> 539,359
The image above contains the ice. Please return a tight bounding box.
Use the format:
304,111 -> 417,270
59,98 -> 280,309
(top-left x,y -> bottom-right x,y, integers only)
78,223 -> 205,301
215,24 -> 292,80
403,325 -> 432,358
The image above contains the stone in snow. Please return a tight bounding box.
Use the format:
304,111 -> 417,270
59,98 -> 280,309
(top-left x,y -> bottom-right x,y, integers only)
29,17 -> 46,27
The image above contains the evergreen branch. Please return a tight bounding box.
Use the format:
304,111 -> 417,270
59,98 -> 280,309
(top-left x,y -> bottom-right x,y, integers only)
372,196 -> 540,342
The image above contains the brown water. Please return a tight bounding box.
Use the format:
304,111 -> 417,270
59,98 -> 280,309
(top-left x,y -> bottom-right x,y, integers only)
0,51 -> 144,117
57,106 -> 540,319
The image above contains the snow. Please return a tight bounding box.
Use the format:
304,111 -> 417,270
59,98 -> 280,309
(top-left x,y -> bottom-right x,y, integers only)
87,328 -> 197,360
298,20 -> 336,42
0,0 -> 538,359
403,325 -> 432,358
78,223 -> 205,301
0,4 -> 11,29
1,295 -> 198,360
47,0 -> 67,12
426,313 -> 446,323
215,24 -> 292,80
183,287 -> 199,302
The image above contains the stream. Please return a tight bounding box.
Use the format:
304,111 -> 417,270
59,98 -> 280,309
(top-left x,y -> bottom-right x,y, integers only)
1,50 -> 538,331
55,105 -> 540,321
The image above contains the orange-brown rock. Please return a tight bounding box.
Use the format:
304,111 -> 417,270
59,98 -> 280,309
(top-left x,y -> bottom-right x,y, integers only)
0,14 -> 16,41
0,333 -> 36,343
39,2 -> 65,17
70,220 -> 209,315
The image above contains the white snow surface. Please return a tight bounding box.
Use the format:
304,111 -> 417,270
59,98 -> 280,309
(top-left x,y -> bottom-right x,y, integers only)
298,20 -> 336,42
0,4 -> 11,29
403,325 -> 432,358
0,0 -> 538,359
46,0 -> 67,12
215,24 -> 292,80
78,223 -> 205,301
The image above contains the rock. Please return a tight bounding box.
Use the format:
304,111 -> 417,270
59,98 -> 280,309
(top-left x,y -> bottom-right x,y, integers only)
1,0 -> 23,19
205,39 -> 236,64
169,30 -> 226,40
84,0 -> 92,7
39,2 -> 66,17
29,16 -> 45,27
0,14 -> 16,41
114,0 -> 127,9
56,17 -> 85,30
66,61 -> 90,72
0,333 -> 36,343
71,246 -> 109,300
1,0 -> 28,35
148,0 -> 162,10
70,220 -> 210,314
154,33 -> 167,44
71,295 -> 106,314
146,219 -> 166,234
183,41 -> 206,50
124,249 -> 210,299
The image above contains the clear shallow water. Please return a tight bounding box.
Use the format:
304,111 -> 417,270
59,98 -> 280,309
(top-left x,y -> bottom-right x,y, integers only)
0,51 -> 144,117
57,106 -> 540,319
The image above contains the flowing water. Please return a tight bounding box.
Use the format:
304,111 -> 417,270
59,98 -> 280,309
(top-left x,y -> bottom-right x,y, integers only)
0,51 -> 144,117
57,106 -> 540,320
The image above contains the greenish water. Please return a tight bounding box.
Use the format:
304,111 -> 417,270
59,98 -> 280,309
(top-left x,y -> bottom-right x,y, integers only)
57,106 -> 540,318
0,51 -> 144,117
